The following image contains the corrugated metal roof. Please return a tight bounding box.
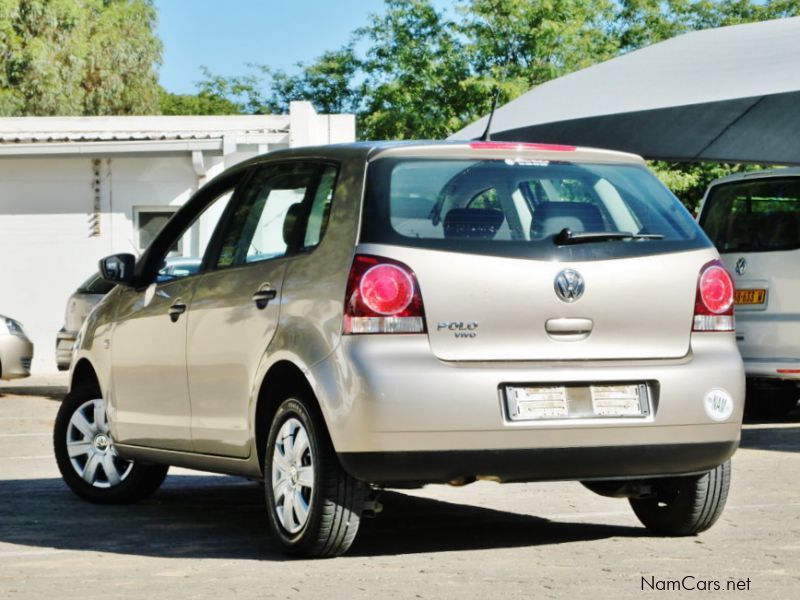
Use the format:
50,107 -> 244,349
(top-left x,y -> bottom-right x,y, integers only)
0,115 -> 291,144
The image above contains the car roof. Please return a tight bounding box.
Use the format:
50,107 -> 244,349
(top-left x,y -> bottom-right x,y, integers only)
708,167 -> 800,187
238,140 -> 646,169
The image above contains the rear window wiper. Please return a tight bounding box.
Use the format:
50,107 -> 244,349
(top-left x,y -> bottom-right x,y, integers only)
555,228 -> 664,245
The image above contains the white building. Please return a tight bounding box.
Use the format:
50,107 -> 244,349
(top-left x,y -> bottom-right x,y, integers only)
0,101 -> 355,373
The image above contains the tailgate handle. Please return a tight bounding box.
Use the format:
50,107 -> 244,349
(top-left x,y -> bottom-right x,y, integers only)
545,318 -> 593,335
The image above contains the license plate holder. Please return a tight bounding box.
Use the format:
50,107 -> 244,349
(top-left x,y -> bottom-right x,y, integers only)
504,383 -> 650,421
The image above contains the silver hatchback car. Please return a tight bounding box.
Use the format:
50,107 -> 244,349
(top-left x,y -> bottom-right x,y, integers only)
54,141 -> 744,557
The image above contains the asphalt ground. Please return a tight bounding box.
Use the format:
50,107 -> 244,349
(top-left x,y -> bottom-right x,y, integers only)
0,379 -> 798,599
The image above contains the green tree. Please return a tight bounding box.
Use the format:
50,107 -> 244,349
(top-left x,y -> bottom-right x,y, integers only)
0,0 -> 161,116
264,47 -> 362,114
357,0 -> 480,139
159,90 -> 241,116
459,0 -> 618,102
615,0 -> 800,51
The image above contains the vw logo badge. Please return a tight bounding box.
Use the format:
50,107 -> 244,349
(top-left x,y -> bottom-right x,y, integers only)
554,269 -> 585,303
735,257 -> 747,276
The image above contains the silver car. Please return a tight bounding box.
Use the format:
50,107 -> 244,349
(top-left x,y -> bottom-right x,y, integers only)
57,273 -> 116,371
57,259 -> 203,371
1,314 -> 33,380
54,142 -> 744,557
698,168 -> 800,417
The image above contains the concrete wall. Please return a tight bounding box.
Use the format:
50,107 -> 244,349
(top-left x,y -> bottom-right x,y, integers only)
0,152 -> 243,372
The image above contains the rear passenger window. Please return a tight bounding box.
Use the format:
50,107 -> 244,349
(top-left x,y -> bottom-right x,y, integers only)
214,162 -> 338,268
303,167 -> 337,249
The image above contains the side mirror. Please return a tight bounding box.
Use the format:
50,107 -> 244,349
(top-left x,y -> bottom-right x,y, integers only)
99,253 -> 136,286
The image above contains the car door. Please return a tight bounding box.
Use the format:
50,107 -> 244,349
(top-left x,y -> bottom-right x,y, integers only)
109,176 -> 241,451
187,162 -> 338,457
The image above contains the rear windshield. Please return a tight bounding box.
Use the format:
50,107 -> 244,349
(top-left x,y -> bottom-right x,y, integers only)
361,158 -> 708,260
700,177 -> 800,253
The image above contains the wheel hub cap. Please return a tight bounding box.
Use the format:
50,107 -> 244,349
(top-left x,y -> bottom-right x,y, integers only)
271,417 -> 314,535
93,434 -> 110,452
65,398 -> 133,489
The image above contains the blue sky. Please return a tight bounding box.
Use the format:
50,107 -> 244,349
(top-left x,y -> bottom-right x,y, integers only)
155,0 -> 408,94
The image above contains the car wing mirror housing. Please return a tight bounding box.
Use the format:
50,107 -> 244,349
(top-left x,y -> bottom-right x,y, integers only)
99,253 -> 136,286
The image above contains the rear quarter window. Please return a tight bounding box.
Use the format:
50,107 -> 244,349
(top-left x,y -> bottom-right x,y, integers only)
700,177 -> 800,253
362,157 -> 709,261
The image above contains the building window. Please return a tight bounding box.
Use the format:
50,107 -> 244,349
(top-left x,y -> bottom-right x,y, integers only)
136,208 -> 179,252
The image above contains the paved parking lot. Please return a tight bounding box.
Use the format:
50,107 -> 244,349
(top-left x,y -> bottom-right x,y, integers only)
1,381 -> 798,599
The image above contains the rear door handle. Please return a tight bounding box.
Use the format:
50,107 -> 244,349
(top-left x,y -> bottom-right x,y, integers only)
168,300 -> 187,323
252,285 -> 277,309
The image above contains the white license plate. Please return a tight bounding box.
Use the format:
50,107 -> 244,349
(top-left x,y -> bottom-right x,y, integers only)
591,384 -> 646,416
506,386 -> 568,420
505,383 -> 648,421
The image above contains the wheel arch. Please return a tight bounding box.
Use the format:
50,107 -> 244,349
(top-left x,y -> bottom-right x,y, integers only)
70,358 -> 101,396
254,359 -> 319,474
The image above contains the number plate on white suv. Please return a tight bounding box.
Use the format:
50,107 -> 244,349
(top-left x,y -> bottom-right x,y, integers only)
504,383 -> 650,421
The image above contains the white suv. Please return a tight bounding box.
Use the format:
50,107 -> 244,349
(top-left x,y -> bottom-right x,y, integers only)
698,168 -> 800,417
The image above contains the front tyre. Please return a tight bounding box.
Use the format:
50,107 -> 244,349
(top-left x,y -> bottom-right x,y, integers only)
629,460 -> 731,536
265,396 -> 364,558
54,386 -> 168,504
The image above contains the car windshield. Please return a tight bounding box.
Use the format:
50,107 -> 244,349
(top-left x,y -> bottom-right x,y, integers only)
77,273 -> 116,295
700,177 -> 800,253
362,157 -> 708,261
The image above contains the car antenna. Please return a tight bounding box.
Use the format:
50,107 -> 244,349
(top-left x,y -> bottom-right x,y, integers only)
477,87 -> 500,142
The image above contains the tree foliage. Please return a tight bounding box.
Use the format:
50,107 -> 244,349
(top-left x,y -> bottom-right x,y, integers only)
356,0 -> 480,139
0,0 -> 162,116
461,0 -> 618,97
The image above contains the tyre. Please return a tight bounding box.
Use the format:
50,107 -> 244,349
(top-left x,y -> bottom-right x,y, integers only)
629,460 -> 731,536
265,395 -> 365,558
54,384 -> 168,504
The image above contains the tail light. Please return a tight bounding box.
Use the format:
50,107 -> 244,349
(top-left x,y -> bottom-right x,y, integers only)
343,255 -> 426,334
693,260 -> 735,332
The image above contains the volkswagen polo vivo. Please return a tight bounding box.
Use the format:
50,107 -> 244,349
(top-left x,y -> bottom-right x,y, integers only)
54,141 -> 744,557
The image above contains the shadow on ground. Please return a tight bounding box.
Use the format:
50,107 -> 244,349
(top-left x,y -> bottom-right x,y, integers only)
0,475 -> 644,560
740,422 -> 800,453
0,385 -> 66,401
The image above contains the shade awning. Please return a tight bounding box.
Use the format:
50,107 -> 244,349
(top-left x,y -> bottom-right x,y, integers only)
451,17 -> 800,164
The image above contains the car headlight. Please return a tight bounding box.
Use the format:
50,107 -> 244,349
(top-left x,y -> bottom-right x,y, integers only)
5,318 -> 25,337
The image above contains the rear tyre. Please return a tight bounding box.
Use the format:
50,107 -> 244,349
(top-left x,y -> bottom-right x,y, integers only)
54,384 -> 168,504
629,460 -> 731,536
265,395 -> 364,558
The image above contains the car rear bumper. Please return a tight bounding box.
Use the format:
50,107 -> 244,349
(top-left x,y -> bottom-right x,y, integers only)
0,336 -> 33,380
55,329 -> 76,371
312,333 -> 744,482
338,441 -> 738,485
